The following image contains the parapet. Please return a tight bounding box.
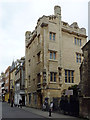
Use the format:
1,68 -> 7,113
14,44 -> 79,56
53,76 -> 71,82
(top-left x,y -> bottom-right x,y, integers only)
62,21 -> 87,37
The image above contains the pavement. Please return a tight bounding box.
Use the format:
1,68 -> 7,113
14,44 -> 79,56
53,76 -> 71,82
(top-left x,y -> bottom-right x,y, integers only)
22,106 -> 83,119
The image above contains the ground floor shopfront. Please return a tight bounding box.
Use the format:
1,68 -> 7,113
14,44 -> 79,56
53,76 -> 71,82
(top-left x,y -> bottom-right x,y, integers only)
14,90 -> 26,106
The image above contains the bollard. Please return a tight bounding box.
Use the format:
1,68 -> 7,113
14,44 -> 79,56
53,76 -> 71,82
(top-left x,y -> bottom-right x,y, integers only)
49,108 -> 51,117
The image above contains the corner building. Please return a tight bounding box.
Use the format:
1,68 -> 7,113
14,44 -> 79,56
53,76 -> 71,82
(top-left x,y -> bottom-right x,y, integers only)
25,6 -> 87,108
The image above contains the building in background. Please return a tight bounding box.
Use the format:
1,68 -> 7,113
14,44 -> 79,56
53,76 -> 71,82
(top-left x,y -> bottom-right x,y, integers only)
0,73 -> 5,101
0,76 -> 2,101
25,5 -> 87,108
79,40 -> 90,119
4,66 -> 10,102
10,61 -> 17,103
14,57 -> 25,106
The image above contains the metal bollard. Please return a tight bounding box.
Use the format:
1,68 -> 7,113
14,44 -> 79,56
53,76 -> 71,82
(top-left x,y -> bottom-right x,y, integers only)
49,108 -> 51,117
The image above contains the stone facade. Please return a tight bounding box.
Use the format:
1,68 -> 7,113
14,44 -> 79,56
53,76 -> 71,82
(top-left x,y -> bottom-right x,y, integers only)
0,73 -> 5,101
10,61 -> 17,102
4,66 -> 10,102
79,40 -> 90,119
14,57 -> 25,106
25,6 -> 87,108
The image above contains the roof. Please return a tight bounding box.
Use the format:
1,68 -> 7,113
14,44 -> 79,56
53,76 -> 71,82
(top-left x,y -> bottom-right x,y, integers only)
82,40 -> 90,50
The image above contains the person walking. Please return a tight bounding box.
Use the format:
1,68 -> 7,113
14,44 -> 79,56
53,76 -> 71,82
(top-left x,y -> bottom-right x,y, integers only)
49,101 -> 53,117
11,98 -> 14,107
50,102 -> 53,112
19,99 -> 22,108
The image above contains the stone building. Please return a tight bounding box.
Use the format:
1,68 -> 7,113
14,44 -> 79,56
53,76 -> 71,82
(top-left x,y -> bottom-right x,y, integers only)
0,76 -> 2,100
0,73 -> 5,101
14,57 -> 25,106
25,6 -> 87,108
4,66 -> 10,102
10,61 -> 17,102
79,40 -> 90,119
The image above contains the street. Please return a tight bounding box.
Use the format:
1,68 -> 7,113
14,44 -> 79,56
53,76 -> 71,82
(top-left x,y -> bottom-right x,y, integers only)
1,102 -> 44,119
0,101 -> 86,120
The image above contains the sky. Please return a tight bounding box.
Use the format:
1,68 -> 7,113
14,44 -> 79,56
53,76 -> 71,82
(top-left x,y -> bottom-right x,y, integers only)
0,0 -> 89,73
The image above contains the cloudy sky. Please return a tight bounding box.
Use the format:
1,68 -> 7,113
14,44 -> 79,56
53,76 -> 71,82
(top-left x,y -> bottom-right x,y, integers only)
0,0 -> 89,73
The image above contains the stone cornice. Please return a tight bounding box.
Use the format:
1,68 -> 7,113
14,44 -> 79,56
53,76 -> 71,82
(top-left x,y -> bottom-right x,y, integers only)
62,28 -> 87,38
26,33 -> 37,48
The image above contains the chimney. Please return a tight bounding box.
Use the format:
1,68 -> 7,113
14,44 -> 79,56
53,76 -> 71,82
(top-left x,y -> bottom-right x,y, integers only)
54,5 -> 61,16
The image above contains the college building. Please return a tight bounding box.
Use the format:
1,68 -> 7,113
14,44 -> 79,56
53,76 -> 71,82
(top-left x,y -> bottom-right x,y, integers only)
79,40 -> 90,119
25,6 -> 87,108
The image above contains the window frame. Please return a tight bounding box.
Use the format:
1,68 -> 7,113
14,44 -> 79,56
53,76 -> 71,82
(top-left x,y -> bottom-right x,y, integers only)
65,70 -> 74,83
74,37 -> 82,46
76,53 -> 82,63
49,51 -> 56,60
49,32 -> 56,41
50,72 -> 57,82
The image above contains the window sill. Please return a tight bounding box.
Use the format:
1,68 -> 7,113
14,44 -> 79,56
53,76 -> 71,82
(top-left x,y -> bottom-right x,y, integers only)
64,82 -> 75,84
49,82 -> 57,84
49,59 -> 58,62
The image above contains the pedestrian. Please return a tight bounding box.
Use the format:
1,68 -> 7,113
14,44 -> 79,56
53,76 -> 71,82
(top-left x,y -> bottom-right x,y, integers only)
8,98 -> 10,104
19,99 -> 22,108
60,95 -> 64,112
50,102 -> 53,112
64,95 -> 68,115
42,102 -> 46,111
49,101 -> 53,117
11,98 -> 13,107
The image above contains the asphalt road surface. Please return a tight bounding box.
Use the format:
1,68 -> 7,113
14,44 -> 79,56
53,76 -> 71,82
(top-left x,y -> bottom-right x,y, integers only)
1,102 -> 44,119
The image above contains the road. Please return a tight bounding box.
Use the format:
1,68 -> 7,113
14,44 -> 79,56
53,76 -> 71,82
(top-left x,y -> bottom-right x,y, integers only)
0,102 -> 86,120
1,102 -> 44,119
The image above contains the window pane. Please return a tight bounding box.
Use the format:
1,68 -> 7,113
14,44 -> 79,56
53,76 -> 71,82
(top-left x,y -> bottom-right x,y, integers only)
53,33 -> 55,40
68,70 -> 70,83
74,37 -> 76,45
54,73 -> 56,82
71,71 -> 74,76
50,33 -> 52,40
50,52 -> 52,59
76,54 -> 78,63
65,70 -> 67,83
53,52 -> 56,60
71,71 -> 74,83
77,38 -> 79,45
65,77 -> 67,82
50,72 -> 53,81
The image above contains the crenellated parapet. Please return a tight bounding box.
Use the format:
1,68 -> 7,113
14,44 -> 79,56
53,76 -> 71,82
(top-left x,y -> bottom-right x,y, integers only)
62,21 -> 87,38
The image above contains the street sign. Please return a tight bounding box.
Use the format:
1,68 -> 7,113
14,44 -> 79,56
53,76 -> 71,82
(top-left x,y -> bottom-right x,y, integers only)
65,90 -> 73,95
